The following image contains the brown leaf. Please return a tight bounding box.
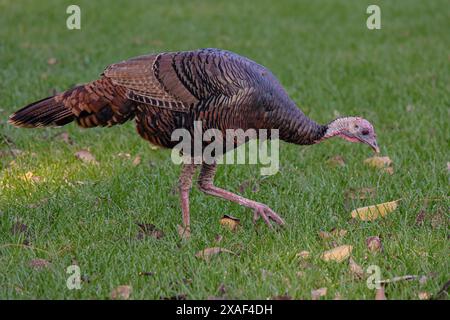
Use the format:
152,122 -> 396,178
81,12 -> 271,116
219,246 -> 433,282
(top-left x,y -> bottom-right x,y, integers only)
351,200 -> 400,221
318,228 -> 347,240
214,234 -> 223,243
321,245 -> 353,263
327,155 -> 345,167
136,223 -> 164,240
21,171 -> 43,183
47,57 -> 57,65
366,236 -> 383,253
296,250 -> 310,259
75,150 -> 98,165
375,286 -> 387,300
132,155 -> 142,166
110,285 -> 132,300
195,247 -> 236,261
29,258 -> 51,269
364,156 -> 393,168
218,283 -> 227,296
311,287 -> 327,300
177,224 -> 190,240
418,292 -> 431,300
382,166 -> 395,175
56,132 -> 72,144
345,187 -> 376,200
348,257 -> 364,279
220,214 -> 240,231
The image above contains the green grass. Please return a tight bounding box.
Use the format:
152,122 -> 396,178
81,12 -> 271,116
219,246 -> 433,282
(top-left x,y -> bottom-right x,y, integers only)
0,0 -> 448,299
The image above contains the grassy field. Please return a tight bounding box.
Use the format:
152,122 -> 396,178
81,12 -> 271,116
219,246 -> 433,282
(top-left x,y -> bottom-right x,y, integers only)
0,0 -> 448,300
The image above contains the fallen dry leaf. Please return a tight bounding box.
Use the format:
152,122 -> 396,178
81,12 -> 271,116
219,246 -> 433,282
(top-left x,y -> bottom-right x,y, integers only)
366,236 -> 383,252
382,167 -> 395,175
75,150 -> 98,165
345,187 -> 376,200
132,155 -> 141,166
351,200 -> 400,221
318,228 -> 347,240
47,57 -> 57,65
349,257 -> 364,279
117,152 -> 131,159
110,285 -> 132,300
296,250 -> 310,259
136,223 -> 165,240
195,247 -> 236,261
220,214 -> 240,231
21,171 -> 42,183
364,156 -> 392,168
321,245 -> 353,263
56,132 -> 72,144
327,155 -> 345,167
214,234 -> 223,243
311,287 -> 327,300
177,224 -> 191,240
375,286 -> 387,300
29,258 -> 51,269
418,292 -> 430,300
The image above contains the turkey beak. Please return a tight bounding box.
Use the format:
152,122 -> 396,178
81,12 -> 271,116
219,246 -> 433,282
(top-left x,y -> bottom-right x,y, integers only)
363,137 -> 380,153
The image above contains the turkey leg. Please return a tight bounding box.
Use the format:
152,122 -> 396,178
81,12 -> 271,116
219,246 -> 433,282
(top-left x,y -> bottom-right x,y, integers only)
197,162 -> 285,228
178,163 -> 198,234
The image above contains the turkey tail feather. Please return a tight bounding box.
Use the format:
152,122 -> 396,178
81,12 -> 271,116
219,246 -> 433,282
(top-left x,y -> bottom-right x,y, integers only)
9,95 -> 74,128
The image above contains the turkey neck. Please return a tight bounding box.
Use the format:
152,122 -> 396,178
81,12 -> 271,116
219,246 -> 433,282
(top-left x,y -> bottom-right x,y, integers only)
265,98 -> 327,145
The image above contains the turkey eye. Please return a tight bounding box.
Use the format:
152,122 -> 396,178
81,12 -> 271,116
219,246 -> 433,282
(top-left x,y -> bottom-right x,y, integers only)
361,129 -> 369,135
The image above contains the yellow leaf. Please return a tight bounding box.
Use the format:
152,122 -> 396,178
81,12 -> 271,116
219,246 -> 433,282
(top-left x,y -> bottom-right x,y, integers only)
348,257 -> 364,279
364,156 -> 392,168
321,245 -> 353,263
351,200 -> 400,221
220,215 -> 240,231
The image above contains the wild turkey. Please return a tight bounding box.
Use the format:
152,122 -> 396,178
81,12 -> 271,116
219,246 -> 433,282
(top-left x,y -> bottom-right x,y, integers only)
9,48 -> 379,233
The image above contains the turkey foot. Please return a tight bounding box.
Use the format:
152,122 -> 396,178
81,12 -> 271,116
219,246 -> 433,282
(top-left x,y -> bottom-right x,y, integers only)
252,203 -> 285,228
198,162 -> 285,229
